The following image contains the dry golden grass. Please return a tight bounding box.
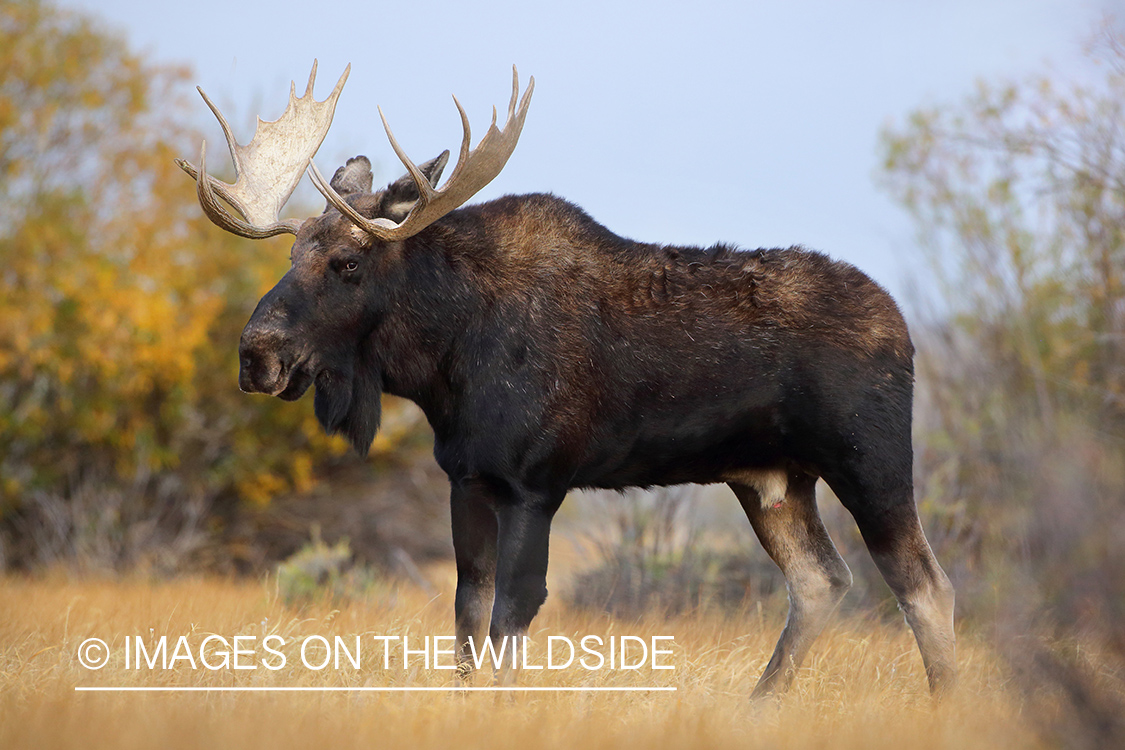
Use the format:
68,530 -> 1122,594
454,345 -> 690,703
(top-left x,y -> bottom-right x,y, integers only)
1,573 -> 1042,750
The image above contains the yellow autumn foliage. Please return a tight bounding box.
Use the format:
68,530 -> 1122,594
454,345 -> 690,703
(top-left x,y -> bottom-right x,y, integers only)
0,0 -> 424,519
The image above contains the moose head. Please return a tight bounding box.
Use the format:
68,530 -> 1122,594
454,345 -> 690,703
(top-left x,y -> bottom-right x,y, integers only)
176,62 -> 533,453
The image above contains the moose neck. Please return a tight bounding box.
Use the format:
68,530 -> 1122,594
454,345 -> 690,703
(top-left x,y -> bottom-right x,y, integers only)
368,225 -> 483,432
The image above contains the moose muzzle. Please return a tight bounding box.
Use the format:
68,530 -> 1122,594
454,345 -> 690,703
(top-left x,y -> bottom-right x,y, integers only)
237,326 -> 314,401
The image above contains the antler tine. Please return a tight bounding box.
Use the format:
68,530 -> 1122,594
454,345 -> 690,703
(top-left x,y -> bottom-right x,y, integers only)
198,87 -> 242,175
177,60 -> 350,239
452,95 -> 474,179
304,59 -> 318,98
379,105 -> 440,206
311,66 -> 534,243
507,66 -> 519,121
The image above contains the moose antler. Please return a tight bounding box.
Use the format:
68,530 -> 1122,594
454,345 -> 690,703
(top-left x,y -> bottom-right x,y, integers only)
176,61 -> 350,238
309,66 -> 534,242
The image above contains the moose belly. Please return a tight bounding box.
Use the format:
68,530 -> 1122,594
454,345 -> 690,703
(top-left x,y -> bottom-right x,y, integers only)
569,396 -> 790,490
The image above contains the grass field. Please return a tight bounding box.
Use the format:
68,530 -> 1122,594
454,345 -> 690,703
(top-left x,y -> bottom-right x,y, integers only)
0,572 -> 1048,750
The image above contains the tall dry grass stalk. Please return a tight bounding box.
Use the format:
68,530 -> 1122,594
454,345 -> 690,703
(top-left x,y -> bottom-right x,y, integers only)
2,574 -> 1043,750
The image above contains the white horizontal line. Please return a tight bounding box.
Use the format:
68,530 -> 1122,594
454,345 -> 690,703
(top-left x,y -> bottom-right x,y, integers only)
75,686 -> 676,692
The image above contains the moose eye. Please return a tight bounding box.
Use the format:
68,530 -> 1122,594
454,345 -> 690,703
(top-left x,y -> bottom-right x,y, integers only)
343,260 -> 359,273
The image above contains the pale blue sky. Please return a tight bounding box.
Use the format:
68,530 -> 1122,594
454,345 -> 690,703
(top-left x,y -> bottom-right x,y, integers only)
62,0 -> 1112,300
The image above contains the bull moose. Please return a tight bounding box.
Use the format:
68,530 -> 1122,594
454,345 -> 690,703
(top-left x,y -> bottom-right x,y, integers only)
177,62 -> 956,697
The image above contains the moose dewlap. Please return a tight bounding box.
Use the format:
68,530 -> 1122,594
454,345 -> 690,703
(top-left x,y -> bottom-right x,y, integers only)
177,61 -> 956,698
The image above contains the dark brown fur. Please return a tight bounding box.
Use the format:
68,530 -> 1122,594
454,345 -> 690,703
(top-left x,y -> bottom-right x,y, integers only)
236,162 -> 956,696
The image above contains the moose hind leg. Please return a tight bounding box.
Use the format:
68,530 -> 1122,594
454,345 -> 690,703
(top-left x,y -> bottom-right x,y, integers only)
849,501 -> 955,696
825,457 -> 957,696
731,472 -> 852,699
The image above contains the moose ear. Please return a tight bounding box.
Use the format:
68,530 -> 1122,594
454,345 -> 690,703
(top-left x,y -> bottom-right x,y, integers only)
381,151 -> 450,221
323,155 -> 373,212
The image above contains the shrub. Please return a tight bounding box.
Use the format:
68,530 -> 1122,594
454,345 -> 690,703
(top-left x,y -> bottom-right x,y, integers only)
275,529 -> 389,607
566,487 -> 784,617
0,1 -> 428,568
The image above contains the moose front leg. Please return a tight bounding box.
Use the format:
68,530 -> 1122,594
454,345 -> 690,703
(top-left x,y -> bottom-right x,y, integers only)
489,493 -> 561,686
450,481 -> 498,684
